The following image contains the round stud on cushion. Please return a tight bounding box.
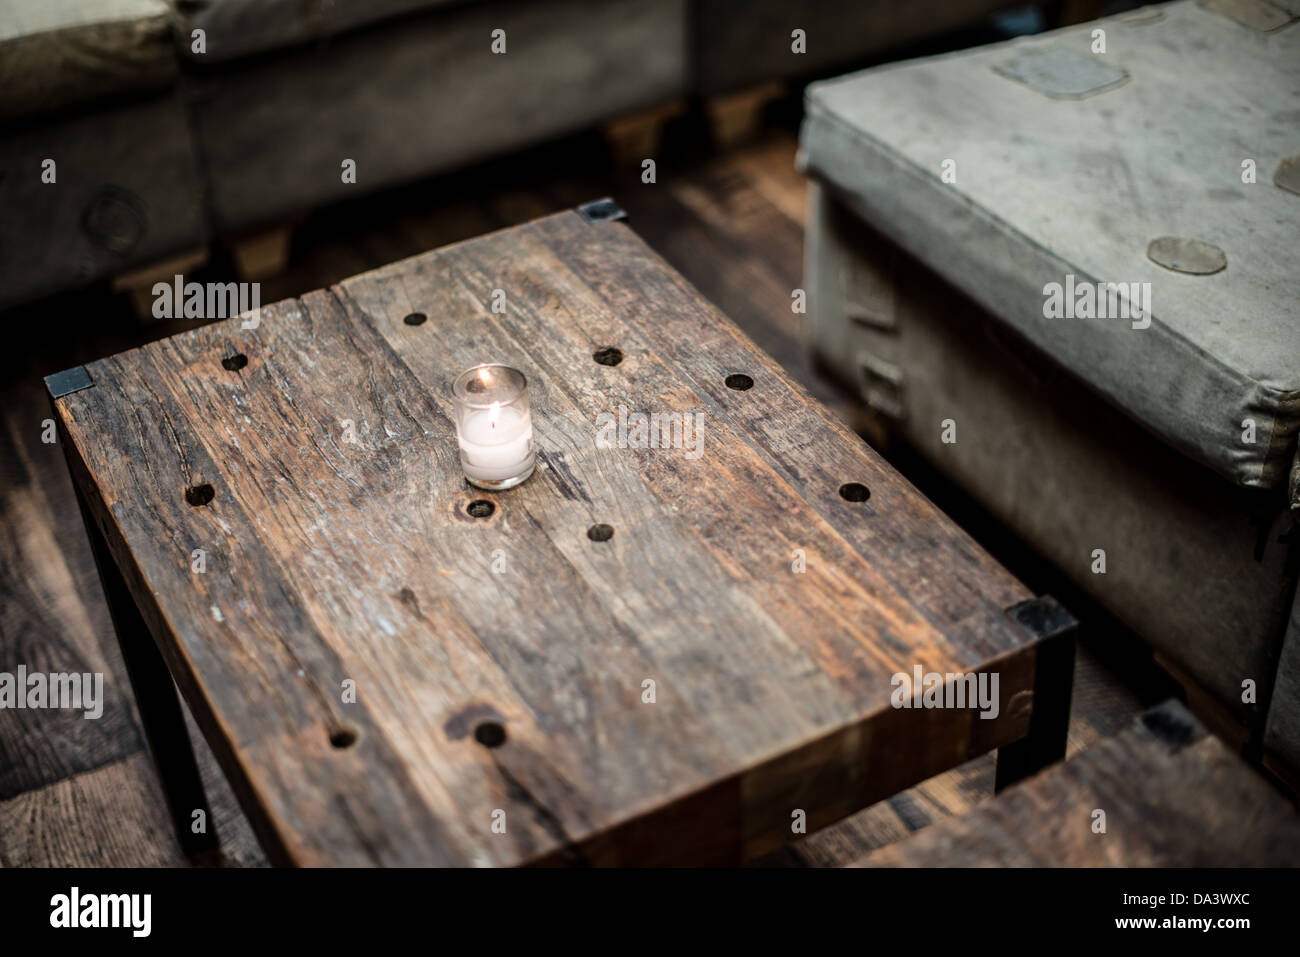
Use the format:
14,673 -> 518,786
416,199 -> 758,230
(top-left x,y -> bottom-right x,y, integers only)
1274,155 -> 1300,197
1146,237 -> 1227,276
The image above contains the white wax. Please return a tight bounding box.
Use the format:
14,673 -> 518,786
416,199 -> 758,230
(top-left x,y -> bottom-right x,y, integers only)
458,404 -> 534,481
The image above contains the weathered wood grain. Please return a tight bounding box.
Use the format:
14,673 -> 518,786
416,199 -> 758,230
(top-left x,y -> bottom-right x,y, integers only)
0,353 -> 142,798
771,639 -> 1157,865
4,136 -> 1159,866
0,287 -> 273,866
857,701 -> 1300,867
53,208 -> 1045,866
0,748 -> 264,868
0,753 -> 184,868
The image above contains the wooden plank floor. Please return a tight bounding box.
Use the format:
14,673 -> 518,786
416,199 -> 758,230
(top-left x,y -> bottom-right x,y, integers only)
857,701 -> 1300,867
0,125 -> 1166,867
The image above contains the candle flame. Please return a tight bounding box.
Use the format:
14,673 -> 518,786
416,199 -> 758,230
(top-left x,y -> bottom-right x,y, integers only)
488,401 -> 501,429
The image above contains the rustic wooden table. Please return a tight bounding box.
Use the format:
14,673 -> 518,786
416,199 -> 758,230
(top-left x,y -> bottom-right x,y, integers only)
47,201 -> 1074,866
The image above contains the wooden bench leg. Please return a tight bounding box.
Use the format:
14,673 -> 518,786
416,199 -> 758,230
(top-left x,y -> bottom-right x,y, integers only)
228,225 -> 294,282
1052,0 -> 1108,27
110,247 -> 210,322
603,99 -> 686,167
71,482 -> 219,857
706,82 -> 784,150
995,597 -> 1077,792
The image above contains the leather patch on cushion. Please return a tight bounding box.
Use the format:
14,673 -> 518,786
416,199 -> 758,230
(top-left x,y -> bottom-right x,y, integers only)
1146,237 -> 1228,275
1199,0 -> 1296,32
1274,155 -> 1300,197
992,47 -> 1129,99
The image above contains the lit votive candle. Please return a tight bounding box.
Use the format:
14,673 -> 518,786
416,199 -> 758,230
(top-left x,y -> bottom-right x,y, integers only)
452,364 -> 535,490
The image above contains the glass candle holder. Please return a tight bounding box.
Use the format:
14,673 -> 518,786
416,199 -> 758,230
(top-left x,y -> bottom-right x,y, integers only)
452,364 -> 536,490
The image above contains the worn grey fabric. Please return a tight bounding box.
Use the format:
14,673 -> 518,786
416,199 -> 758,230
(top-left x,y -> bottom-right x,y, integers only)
1264,592 -> 1300,779
805,184 -> 1298,755
192,0 -> 686,231
800,1 -> 1300,490
694,0 -> 1022,95
165,0 -> 465,63
0,0 -> 177,120
0,91 -> 207,309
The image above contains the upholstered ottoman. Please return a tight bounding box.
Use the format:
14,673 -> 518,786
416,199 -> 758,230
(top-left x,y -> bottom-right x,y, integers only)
799,1 -> 1300,778
173,0 -> 688,234
693,0 -> 1024,96
0,0 -> 207,309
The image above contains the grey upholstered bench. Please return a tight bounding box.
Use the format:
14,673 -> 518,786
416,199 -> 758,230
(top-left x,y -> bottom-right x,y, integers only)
0,0 -> 207,309
172,0 -> 689,237
799,0 -> 1300,782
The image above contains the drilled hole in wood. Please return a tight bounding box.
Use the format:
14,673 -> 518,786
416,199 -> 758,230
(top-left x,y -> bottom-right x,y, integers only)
221,353 -> 248,372
593,346 -> 623,367
467,499 -> 495,519
329,728 -> 357,749
725,373 -> 754,391
588,523 -> 614,542
185,483 -> 215,507
839,482 -> 870,503
474,720 -> 506,748
403,312 -> 427,326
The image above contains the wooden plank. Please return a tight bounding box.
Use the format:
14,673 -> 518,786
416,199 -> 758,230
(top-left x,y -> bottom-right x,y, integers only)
227,226 -> 295,283
0,292 -> 269,865
0,357 -> 142,799
111,247 -> 212,322
604,99 -> 688,165
856,701 -> 1300,866
524,213 -> 1029,649
0,749 -> 264,868
619,157 -> 842,414
705,82 -> 785,149
728,137 -> 808,225
763,639 -> 1153,864
617,135 -> 881,437
53,209 -> 1042,866
0,754 -> 185,868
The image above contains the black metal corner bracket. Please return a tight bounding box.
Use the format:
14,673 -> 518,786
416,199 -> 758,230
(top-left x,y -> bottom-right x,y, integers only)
1005,594 -> 1077,639
577,198 -> 628,225
45,365 -> 94,399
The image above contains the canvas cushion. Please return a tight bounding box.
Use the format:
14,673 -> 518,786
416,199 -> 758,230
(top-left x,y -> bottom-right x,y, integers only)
799,1 -> 1300,490
167,0 -> 467,63
0,0 -> 177,120
694,0 -> 1023,95
0,91 -> 208,309
1265,588 -> 1300,780
189,0 -> 686,230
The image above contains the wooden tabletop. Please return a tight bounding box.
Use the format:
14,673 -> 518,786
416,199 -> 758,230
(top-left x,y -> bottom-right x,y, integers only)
51,205 -> 1042,866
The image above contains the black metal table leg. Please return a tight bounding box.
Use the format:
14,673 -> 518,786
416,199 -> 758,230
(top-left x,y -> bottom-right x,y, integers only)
995,596 -> 1078,792
72,482 -> 219,857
